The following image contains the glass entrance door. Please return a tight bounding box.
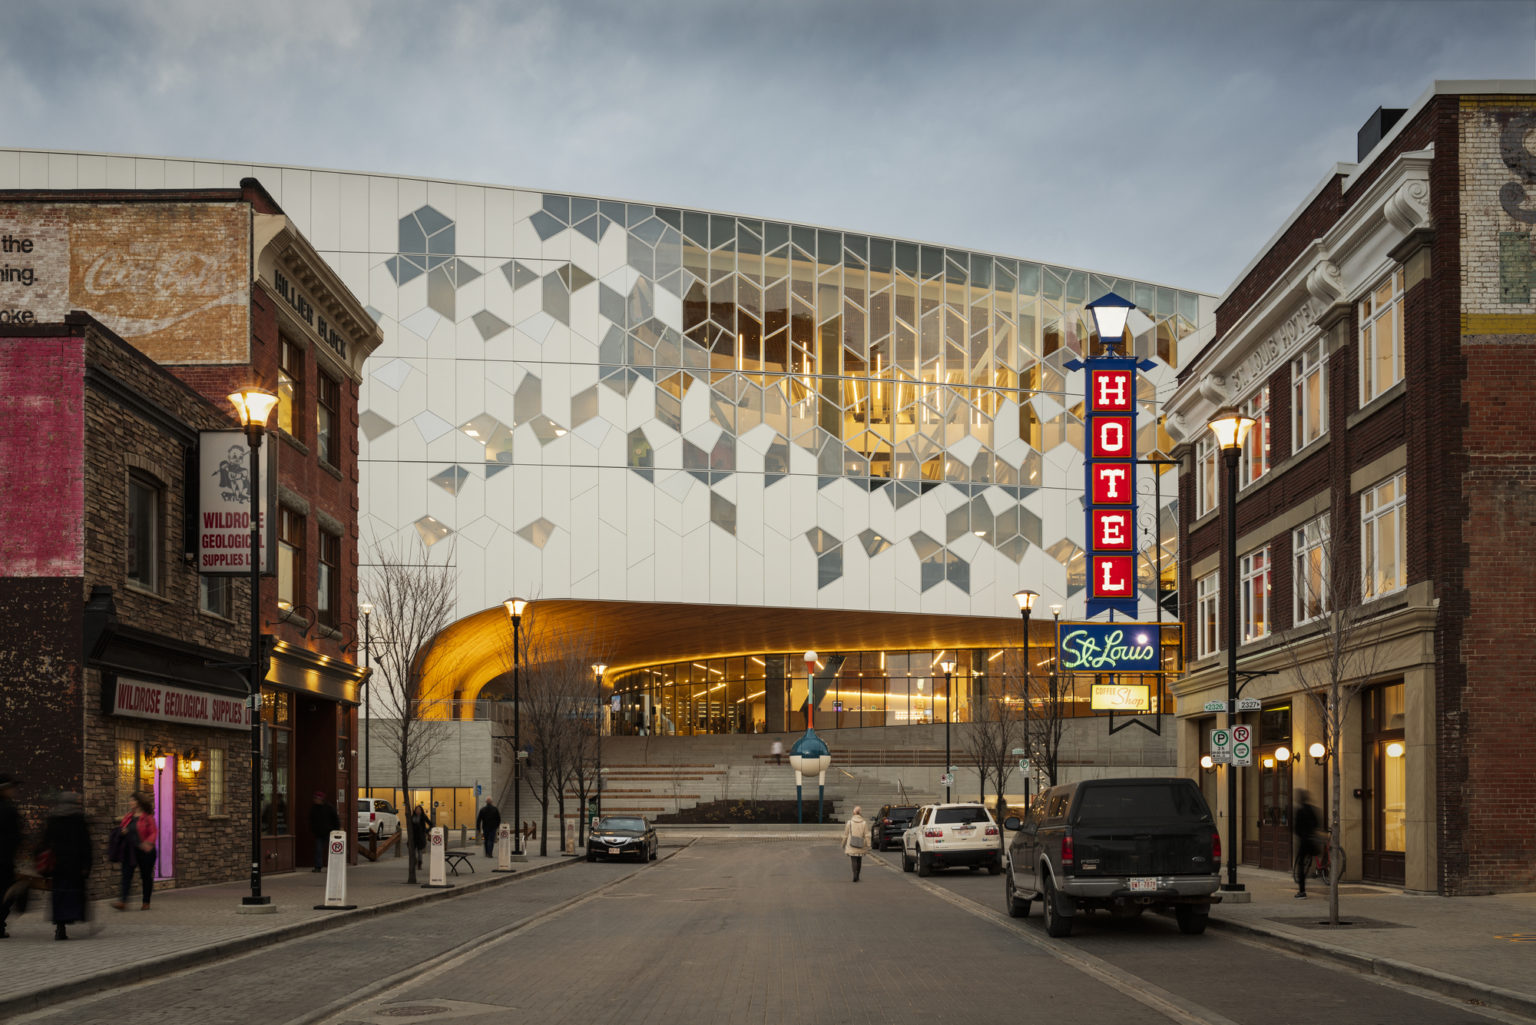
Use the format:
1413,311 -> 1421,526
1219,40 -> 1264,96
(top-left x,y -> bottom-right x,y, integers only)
1362,683 -> 1406,885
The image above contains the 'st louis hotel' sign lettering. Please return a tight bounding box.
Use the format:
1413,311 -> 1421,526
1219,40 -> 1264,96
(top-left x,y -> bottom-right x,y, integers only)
1066,294 -> 1155,619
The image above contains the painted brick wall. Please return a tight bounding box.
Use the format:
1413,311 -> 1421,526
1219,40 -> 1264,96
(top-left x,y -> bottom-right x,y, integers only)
0,336 -> 85,576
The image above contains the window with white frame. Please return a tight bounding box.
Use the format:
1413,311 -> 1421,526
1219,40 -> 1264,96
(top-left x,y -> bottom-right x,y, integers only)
1195,436 -> 1217,517
1240,385 -> 1270,487
1362,471 -> 1407,599
1292,338 -> 1328,451
1293,513 -> 1331,624
1240,546 -> 1271,642
208,747 -> 227,816
126,472 -> 162,593
1196,571 -> 1219,658
199,575 -> 232,618
1359,268 -> 1405,405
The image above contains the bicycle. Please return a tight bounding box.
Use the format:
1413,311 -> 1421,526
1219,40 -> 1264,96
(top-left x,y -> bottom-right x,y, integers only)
1311,832 -> 1346,883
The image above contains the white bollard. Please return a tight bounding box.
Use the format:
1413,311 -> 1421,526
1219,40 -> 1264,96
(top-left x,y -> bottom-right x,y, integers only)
424,826 -> 451,888
494,822 -> 515,872
315,831 -> 356,910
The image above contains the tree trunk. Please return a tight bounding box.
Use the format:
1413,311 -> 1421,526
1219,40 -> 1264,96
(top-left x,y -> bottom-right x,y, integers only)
556,789 -> 567,852
402,747 -> 415,885
539,778 -> 549,857
1329,695 -> 1342,925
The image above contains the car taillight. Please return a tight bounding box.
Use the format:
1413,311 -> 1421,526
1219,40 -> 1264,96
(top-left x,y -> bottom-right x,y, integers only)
1212,831 -> 1221,864
924,828 -> 944,838
985,826 -> 998,836
1061,834 -> 1074,867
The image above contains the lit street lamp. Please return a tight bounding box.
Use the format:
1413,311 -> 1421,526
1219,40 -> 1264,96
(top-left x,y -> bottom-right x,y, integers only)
228,385 -> 279,912
939,659 -> 956,802
504,598 -> 528,857
1207,406 -> 1256,893
1012,590 -> 1037,802
359,601 -> 373,803
593,663 -> 607,823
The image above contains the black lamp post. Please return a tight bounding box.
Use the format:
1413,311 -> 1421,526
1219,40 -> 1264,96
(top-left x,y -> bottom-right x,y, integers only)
503,598 -> 527,857
939,659 -> 956,802
1012,590 -> 1037,801
228,385 -> 278,910
359,601 -> 372,802
593,663 -> 606,821
1207,407 -> 1256,893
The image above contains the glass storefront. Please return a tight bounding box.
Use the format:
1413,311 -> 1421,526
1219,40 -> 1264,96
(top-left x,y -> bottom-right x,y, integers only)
1364,682 -> 1406,884
609,638 -> 1179,736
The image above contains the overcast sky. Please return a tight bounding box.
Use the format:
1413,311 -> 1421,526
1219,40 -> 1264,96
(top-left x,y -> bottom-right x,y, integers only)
3,0 -> 1533,297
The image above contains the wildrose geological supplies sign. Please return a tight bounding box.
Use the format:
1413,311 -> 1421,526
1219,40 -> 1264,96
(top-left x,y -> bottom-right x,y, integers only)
113,677 -> 251,730
199,430 -> 275,575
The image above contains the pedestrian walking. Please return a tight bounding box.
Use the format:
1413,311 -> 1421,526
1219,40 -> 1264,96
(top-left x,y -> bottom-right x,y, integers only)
113,792 -> 157,911
37,791 -> 92,940
475,798 -> 501,857
842,805 -> 872,882
409,804 -> 433,868
1293,789 -> 1321,898
770,739 -> 783,766
0,773 -> 21,938
309,790 -> 340,872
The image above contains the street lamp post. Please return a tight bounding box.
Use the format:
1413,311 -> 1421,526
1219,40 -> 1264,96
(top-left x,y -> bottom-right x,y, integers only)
939,659 -> 956,802
1012,590 -> 1037,803
1207,407 -> 1256,893
359,602 -> 372,802
504,598 -> 528,857
228,386 -> 279,911
593,663 -> 607,824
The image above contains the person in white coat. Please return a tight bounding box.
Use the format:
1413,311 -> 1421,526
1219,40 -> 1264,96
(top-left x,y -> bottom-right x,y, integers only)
842,806 -> 873,882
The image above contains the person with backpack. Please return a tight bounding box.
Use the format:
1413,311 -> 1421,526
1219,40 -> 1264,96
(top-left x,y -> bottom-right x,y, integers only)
842,805 -> 873,883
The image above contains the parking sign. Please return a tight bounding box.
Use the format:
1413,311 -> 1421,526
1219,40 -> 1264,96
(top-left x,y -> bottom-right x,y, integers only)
1209,728 -> 1232,764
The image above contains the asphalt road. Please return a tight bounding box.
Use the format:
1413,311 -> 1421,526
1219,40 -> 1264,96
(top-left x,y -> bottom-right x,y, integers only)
13,840 -> 1527,1025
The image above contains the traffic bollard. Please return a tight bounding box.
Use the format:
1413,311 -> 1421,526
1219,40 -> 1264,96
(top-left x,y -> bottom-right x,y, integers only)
315,831 -> 356,910
423,826 -> 452,888
494,822 -> 515,872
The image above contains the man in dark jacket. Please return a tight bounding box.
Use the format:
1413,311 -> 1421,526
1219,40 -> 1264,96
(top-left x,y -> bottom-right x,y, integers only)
1293,790 -> 1321,898
475,798 -> 501,857
0,774 -> 21,938
309,791 -> 340,872
40,791 -> 92,940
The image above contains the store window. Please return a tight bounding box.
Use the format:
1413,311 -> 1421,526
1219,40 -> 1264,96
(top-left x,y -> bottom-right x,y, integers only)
1239,385 -> 1269,487
260,688 -> 293,837
1361,471 -> 1407,600
1240,547 -> 1270,642
317,530 -> 340,628
1363,682 -> 1406,885
1293,514 -> 1331,624
278,336 -> 302,438
278,507 -> 305,609
1292,338 -> 1328,450
1197,571 -> 1219,658
1359,268 -> 1405,405
317,371 -> 340,466
208,746 -> 227,816
126,472 -> 162,593
1195,435 -> 1217,517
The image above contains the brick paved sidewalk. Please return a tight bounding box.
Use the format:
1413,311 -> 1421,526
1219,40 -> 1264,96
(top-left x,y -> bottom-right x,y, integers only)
0,845 -> 579,1017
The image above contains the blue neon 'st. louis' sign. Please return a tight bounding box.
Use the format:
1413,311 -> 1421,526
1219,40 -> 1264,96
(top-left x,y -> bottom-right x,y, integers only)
1056,622 -> 1161,673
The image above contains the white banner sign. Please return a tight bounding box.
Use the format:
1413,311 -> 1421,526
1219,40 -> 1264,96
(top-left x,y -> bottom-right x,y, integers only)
113,677 -> 251,731
198,430 -> 275,575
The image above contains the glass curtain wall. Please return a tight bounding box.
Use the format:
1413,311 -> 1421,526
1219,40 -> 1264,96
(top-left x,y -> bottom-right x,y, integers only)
610,641 -> 1181,736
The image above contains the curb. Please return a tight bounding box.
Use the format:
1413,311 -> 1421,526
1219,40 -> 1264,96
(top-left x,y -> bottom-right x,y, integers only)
1208,916 -> 1536,1019
0,857 -> 579,1020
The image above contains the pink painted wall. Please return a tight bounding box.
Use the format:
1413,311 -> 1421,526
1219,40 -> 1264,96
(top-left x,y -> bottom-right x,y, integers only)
0,336 -> 85,576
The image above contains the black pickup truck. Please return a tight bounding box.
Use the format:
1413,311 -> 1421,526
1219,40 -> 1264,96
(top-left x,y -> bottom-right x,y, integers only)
1002,777 -> 1222,938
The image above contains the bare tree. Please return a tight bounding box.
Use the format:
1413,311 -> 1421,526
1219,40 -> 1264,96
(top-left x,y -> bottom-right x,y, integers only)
361,536 -> 458,884
1019,648 -> 1072,790
501,613 -> 605,856
1281,520 -> 1390,925
960,677 -> 1023,821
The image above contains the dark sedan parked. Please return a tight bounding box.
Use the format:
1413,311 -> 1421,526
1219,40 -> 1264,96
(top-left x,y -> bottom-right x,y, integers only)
872,805 -> 919,851
587,815 -> 658,862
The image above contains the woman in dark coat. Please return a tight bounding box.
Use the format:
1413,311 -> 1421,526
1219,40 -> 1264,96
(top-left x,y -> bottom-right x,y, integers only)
409,804 -> 433,869
39,791 -> 92,940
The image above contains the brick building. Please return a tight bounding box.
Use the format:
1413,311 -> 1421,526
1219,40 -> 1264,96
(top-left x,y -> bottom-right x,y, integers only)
0,181 -> 380,888
1165,81 -> 1536,894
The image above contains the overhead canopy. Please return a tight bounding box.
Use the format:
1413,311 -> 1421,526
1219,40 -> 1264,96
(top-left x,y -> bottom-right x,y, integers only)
418,599 -> 1037,705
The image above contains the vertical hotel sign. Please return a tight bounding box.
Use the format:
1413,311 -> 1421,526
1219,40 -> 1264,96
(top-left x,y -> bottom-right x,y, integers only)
1066,304 -> 1154,618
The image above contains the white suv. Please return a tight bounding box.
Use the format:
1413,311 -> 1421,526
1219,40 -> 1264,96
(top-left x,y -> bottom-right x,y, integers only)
356,798 -> 400,840
901,802 -> 1002,876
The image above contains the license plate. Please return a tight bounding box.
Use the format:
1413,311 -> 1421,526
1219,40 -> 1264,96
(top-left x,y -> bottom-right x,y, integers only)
954,827 -> 974,835
609,847 -> 623,855
1128,877 -> 1158,892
